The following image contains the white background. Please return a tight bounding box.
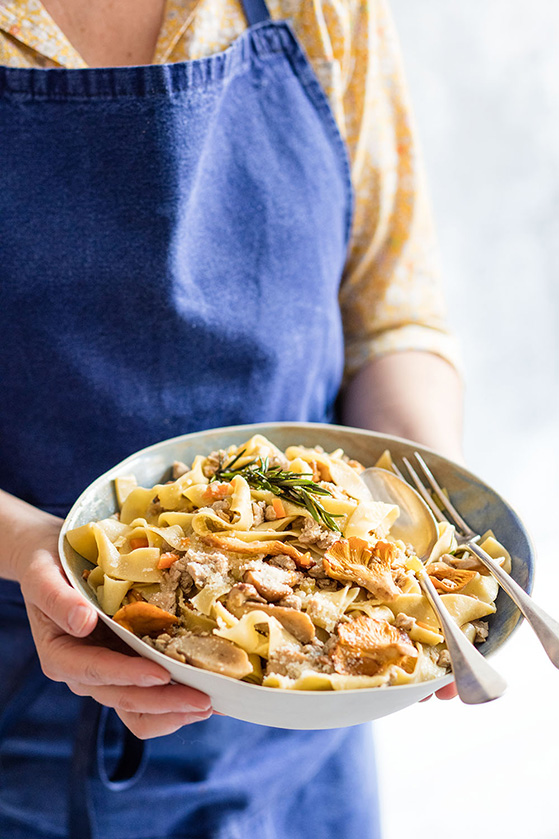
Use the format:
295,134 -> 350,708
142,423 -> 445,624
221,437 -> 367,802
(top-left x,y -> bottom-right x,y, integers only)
375,3 -> 559,837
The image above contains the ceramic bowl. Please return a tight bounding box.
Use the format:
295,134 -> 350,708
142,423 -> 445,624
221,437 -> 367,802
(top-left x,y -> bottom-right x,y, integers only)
59,422 -> 534,729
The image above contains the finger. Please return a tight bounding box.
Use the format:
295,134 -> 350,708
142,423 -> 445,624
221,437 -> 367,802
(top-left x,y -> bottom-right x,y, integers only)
116,708 -> 212,740
435,682 -> 458,700
21,550 -> 98,637
27,608 -> 172,686
67,682 -> 212,715
419,694 -> 433,703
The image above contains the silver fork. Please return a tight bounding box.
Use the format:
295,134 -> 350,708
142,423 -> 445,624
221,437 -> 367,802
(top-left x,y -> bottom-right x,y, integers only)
401,452 -> 559,668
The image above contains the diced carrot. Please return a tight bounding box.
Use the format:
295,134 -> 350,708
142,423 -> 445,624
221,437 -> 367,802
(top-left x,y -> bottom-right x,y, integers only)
129,537 -> 149,550
204,482 -> 232,501
272,497 -> 286,518
157,551 -> 180,570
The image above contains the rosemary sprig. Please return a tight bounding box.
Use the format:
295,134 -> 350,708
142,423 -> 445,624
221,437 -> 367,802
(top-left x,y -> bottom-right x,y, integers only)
214,450 -> 342,532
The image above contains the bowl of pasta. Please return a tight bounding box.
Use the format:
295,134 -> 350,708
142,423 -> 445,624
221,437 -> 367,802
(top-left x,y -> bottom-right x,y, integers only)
59,422 -> 534,729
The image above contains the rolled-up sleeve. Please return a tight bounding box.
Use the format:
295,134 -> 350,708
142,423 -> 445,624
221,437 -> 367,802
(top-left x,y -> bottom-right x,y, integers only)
338,0 -> 461,380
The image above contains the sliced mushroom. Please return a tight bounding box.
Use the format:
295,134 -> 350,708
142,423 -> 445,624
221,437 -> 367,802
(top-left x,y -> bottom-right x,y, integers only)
332,615 -> 417,676
243,566 -> 297,602
226,583 -> 266,614
165,634 -> 252,680
113,601 -> 180,636
323,537 -> 402,601
245,602 -> 315,644
226,583 -> 314,643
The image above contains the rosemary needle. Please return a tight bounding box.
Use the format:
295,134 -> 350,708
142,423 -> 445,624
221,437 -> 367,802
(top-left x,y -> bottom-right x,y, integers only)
214,450 -> 342,532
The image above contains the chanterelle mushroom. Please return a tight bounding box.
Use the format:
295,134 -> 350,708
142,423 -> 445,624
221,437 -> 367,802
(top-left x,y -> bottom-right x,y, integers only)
165,634 -> 252,680
323,537 -> 402,601
427,563 -> 476,593
332,615 -> 417,676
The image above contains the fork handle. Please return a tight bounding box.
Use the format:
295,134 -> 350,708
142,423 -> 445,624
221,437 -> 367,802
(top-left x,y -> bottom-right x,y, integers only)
466,542 -> 559,668
418,572 -> 507,704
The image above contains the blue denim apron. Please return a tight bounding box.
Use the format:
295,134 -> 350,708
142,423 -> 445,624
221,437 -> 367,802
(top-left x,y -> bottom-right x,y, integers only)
0,0 -> 380,836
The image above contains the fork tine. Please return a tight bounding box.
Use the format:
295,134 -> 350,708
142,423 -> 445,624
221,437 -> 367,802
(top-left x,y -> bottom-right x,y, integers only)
412,452 -> 472,534
391,460 -> 406,481
402,456 -> 447,524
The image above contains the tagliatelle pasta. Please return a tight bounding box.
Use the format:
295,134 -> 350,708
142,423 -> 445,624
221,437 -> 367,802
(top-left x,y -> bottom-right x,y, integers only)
66,435 -> 510,690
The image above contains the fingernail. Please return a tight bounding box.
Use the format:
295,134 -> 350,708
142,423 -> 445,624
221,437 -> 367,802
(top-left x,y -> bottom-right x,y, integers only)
68,605 -> 94,634
141,674 -> 170,687
190,696 -> 212,712
188,708 -> 212,722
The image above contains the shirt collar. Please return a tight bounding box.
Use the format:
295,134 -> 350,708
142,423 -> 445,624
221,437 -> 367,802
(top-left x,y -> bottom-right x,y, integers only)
0,0 -> 202,68
0,0 -> 87,67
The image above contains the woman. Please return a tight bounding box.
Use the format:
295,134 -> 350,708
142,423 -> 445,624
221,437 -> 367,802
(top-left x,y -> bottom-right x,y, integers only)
0,0 -> 461,836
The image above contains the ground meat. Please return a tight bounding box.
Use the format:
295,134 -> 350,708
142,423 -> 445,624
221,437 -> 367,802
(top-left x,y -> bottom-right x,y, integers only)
251,501 -> 266,526
172,461 -> 189,480
211,498 -> 232,522
307,557 -> 329,580
315,578 -> 338,591
264,505 -> 277,521
202,449 -> 227,478
141,633 -> 173,653
298,518 -> 338,550
276,593 -> 303,610
393,613 -> 416,632
268,555 -> 297,572
437,649 -> 452,669
471,620 -> 489,643
266,642 -> 334,680
142,560 -> 192,614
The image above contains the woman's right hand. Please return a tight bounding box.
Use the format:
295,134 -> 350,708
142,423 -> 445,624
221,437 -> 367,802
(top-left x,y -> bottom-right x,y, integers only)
4,492 -> 213,738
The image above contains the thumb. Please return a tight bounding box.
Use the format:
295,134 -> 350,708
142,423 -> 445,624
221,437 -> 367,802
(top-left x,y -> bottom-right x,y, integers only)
22,550 -> 98,637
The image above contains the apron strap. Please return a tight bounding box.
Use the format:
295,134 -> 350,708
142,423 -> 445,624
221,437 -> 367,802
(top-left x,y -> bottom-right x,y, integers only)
240,0 -> 271,27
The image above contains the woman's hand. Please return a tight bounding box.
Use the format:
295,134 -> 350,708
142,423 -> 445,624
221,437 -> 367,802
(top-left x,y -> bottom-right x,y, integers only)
6,495 -> 212,738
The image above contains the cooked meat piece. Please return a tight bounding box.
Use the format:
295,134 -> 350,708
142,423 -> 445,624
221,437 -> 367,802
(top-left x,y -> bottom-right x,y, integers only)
266,643 -> 333,679
264,504 -> 277,521
332,615 -> 417,676
298,518 -> 339,550
276,593 -> 302,610
185,561 -> 211,588
165,633 -> 252,679
308,558 -> 329,579
202,449 -> 228,478
172,460 -> 189,480
315,578 -> 338,591
142,632 -> 173,653
437,649 -> 452,669
143,558 -> 190,613
393,613 -> 416,632
269,555 -> 298,572
471,620 -> 489,643
251,501 -> 266,526
211,498 -> 232,522
323,538 -> 402,601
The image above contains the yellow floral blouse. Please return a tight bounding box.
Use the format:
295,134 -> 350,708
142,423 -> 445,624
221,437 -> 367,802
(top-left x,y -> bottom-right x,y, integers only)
0,0 -> 459,379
